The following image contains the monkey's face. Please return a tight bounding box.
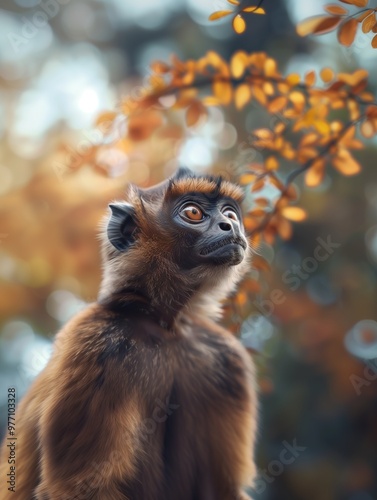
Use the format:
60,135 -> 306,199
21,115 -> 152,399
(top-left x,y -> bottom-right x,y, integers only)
105,170 -> 249,275
167,193 -> 247,268
107,195 -> 247,271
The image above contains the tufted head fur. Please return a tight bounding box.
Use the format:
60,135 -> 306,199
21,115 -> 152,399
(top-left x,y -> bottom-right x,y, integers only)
99,167 -> 250,325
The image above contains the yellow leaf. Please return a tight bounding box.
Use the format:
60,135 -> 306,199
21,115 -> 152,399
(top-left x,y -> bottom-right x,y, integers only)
240,173 -> 257,185
233,14 -> 246,34
297,15 -> 341,36
314,120 -> 331,135
213,79 -> 233,105
263,82 -> 274,95
333,149 -> 361,175
320,67 -> 334,82
242,6 -> 266,14
208,10 -> 233,21
286,73 -> 301,86
227,0 -> 239,4
281,206 -> 307,222
264,58 -> 278,77
230,51 -> 248,78
337,18 -> 358,46
254,128 -> 273,139
265,156 -> 279,170
289,91 -> 306,107
202,96 -> 221,106
235,84 -> 252,109
252,85 -> 267,105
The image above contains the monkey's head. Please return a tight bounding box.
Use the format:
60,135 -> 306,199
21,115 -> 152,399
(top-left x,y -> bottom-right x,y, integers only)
100,167 -> 250,319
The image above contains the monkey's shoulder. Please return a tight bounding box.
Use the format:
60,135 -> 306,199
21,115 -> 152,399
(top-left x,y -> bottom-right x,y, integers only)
173,318 -> 255,399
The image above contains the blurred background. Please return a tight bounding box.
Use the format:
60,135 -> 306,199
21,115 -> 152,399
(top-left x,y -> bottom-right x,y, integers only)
0,0 -> 377,498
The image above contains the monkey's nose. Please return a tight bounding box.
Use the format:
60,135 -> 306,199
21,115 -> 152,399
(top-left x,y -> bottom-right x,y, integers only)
219,222 -> 232,232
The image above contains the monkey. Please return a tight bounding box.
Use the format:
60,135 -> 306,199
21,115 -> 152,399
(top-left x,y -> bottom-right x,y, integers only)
0,167 -> 257,500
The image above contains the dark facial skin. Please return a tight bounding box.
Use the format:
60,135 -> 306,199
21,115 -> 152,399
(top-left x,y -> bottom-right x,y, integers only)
167,193 -> 247,268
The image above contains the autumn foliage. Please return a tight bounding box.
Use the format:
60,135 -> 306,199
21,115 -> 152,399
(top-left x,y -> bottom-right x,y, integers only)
54,0 -> 377,320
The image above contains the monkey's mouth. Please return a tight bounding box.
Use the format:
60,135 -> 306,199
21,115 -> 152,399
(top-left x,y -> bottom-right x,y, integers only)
200,236 -> 247,256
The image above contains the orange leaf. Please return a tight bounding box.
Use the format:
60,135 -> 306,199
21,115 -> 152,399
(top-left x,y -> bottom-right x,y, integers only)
150,61 -> 170,74
333,149 -> 361,175
251,178 -> 265,192
338,18 -> 358,46
278,218 -> 293,240
233,14 -> 246,34
95,111 -> 117,129
185,101 -> 207,127
297,15 -> 341,36
268,96 -> 288,113
231,51 -> 248,78
252,255 -> 271,272
281,206 -> 307,222
227,0 -> 239,4
242,6 -> 266,14
320,67 -> 335,82
128,111 -> 163,141
305,159 -> 325,187
254,197 -> 270,207
235,84 -> 252,110
362,12 -> 376,32
305,71 -> 316,86
338,69 -> 369,86
208,10 -> 233,21
372,34 -> 377,47
249,208 -> 266,217
357,9 -> 374,22
339,0 -> 368,6
324,4 -> 348,15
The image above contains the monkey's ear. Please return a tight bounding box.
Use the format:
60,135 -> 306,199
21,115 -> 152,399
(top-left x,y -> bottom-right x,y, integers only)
107,203 -> 137,252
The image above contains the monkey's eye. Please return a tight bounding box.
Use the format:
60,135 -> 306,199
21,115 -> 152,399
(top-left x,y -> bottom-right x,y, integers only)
179,204 -> 204,223
222,207 -> 239,222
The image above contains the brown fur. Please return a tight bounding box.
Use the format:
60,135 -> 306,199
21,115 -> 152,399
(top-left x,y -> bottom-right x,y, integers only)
0,173 -> 257,500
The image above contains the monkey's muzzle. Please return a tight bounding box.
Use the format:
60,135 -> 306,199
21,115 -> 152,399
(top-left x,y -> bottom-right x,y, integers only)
199,236 -> 247,265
